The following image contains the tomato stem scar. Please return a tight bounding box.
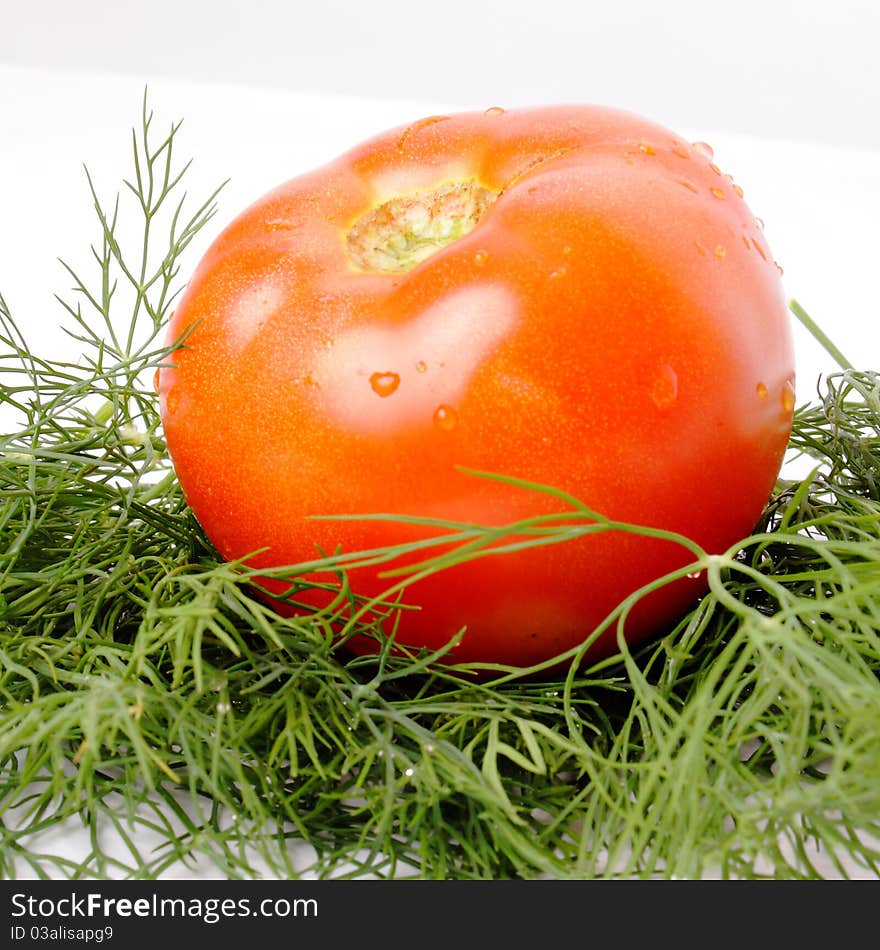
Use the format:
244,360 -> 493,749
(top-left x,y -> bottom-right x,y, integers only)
346,181 -> 497,274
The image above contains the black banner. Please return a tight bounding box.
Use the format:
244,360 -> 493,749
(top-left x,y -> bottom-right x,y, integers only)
0,879 -> 864,944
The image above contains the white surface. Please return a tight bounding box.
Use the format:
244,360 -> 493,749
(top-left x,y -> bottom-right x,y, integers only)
6,0 -> 880,151
1,64 -> 879,879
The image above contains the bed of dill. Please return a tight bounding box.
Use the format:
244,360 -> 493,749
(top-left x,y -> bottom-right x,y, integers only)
1,102 -> 879,881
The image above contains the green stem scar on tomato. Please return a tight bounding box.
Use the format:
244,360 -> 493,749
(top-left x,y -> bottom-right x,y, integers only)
158,104 -> 795,667
347,179 -> 497,273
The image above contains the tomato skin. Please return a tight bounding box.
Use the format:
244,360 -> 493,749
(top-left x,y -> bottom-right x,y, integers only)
159,105 -> 794,667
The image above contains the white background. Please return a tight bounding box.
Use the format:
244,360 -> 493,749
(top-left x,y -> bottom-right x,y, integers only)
6,0 -> 880,150
3,0 -> 880,879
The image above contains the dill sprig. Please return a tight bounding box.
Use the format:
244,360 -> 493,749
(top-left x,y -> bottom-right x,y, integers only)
2,100 -> 879,880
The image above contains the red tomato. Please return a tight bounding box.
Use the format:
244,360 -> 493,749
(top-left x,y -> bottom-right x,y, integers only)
159,105 -> 794,667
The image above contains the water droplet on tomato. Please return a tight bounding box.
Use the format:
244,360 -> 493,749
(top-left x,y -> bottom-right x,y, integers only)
692,141 -> 714,159
709,162 -> 722,175
650,364 -> 679,410
549,266 -> 567,279
433,404 -> 458,430
756,381 -> 769,399
710,187 -> 725,200
774,261 -> 784,276
370,371 -> 400,397
676,179 -> 699,193
755,217 -> 765,230
473,249 -> 488,266
781,379 -> 796,413
687,570 -> 703,580
416,360 -> 427,373
395,115 -> 451,152
751,237 -> 768,261
485,106 -> 506,117
639,143 -> 656,155
714,244 -> 726,259
671,141 -> 691,159
733,183 -> 744,197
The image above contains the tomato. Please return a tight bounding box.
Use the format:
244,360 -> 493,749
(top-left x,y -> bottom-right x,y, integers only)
158,104 -> 794,667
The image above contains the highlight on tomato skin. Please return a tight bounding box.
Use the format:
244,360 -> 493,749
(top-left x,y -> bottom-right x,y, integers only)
157,103 -> 795,668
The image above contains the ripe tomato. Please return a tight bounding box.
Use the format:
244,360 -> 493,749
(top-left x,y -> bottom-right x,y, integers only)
159,105 -> 794,667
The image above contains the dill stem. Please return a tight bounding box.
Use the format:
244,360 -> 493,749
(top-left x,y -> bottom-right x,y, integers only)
790,298 -> 854,371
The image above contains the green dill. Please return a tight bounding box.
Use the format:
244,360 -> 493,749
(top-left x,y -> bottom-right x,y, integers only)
1,99 -> 879,880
